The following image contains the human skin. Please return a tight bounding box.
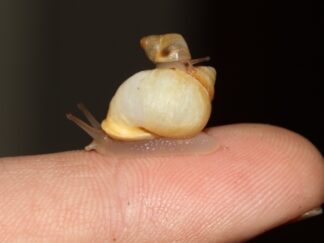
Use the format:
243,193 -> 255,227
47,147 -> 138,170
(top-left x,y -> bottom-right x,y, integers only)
0,124 -> 323,242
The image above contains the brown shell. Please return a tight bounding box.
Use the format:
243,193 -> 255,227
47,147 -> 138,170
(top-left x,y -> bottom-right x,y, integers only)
140,33 -> 192,63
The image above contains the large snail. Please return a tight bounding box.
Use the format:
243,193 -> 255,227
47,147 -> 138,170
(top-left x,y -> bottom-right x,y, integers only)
67,33 -> 218,157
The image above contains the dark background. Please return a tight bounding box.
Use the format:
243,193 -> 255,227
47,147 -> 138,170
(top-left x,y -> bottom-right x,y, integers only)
0,0 -> 322,241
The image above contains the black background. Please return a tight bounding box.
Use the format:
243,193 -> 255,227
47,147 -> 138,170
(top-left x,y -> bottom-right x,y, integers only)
0,0 -> 322,242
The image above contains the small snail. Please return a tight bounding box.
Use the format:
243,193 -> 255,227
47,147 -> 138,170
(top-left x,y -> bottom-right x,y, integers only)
67,33 -> 218,157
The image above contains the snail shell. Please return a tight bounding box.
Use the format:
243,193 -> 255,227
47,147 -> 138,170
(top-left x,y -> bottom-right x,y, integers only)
102,33 -> 216,141
67,33 -> 218,156
140,33 -> 191,63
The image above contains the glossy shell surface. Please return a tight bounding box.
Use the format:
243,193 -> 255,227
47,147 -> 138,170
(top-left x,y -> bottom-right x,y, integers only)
101,66 -> 216,140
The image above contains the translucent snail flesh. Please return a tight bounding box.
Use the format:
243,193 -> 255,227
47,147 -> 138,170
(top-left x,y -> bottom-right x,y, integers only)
67,33 -> 218,157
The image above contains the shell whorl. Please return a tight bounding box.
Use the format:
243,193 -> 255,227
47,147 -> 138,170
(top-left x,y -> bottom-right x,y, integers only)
140,33 -> 191,63
101,68 -> 215,141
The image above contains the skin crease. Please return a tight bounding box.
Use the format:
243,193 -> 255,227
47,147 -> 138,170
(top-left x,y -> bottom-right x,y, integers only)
0,124 -> 323,242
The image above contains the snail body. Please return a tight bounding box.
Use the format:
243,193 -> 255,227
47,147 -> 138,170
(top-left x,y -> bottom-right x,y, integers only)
67,33 -> 218,156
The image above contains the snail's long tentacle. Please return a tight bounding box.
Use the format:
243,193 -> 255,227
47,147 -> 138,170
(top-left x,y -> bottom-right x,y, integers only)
77,103 -> 101,129
67,112 -> 116,154
188,56 -> 210,65
66,113 -> 108,141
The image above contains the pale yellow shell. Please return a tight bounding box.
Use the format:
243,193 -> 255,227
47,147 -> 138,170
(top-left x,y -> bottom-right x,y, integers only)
101,66 -> 216,141
100,33 -> 216,141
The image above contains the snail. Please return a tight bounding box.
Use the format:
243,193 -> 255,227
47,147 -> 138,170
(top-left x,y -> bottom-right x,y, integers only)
67,33 -> 218,157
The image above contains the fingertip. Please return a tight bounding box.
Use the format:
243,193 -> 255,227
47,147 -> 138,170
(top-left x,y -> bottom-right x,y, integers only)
208,123 -> 324,201
202,124 -> 324,240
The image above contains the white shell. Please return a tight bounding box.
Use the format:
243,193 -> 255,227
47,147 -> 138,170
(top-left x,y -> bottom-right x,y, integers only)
101,66 -> 216,140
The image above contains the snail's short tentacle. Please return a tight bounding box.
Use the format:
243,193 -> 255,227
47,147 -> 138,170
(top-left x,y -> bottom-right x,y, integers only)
77,103 -> 101,129
184,56 -> 211,73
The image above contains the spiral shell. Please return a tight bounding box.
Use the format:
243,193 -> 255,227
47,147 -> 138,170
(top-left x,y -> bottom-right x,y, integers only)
140,33 -> 191,63
67,33 -> 218,156
101,33 -> 216,141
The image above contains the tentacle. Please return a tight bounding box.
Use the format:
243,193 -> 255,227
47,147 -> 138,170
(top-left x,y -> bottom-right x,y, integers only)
188,56 -> 210,65
66,113 -> 106,141
77,103 -> 101,129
